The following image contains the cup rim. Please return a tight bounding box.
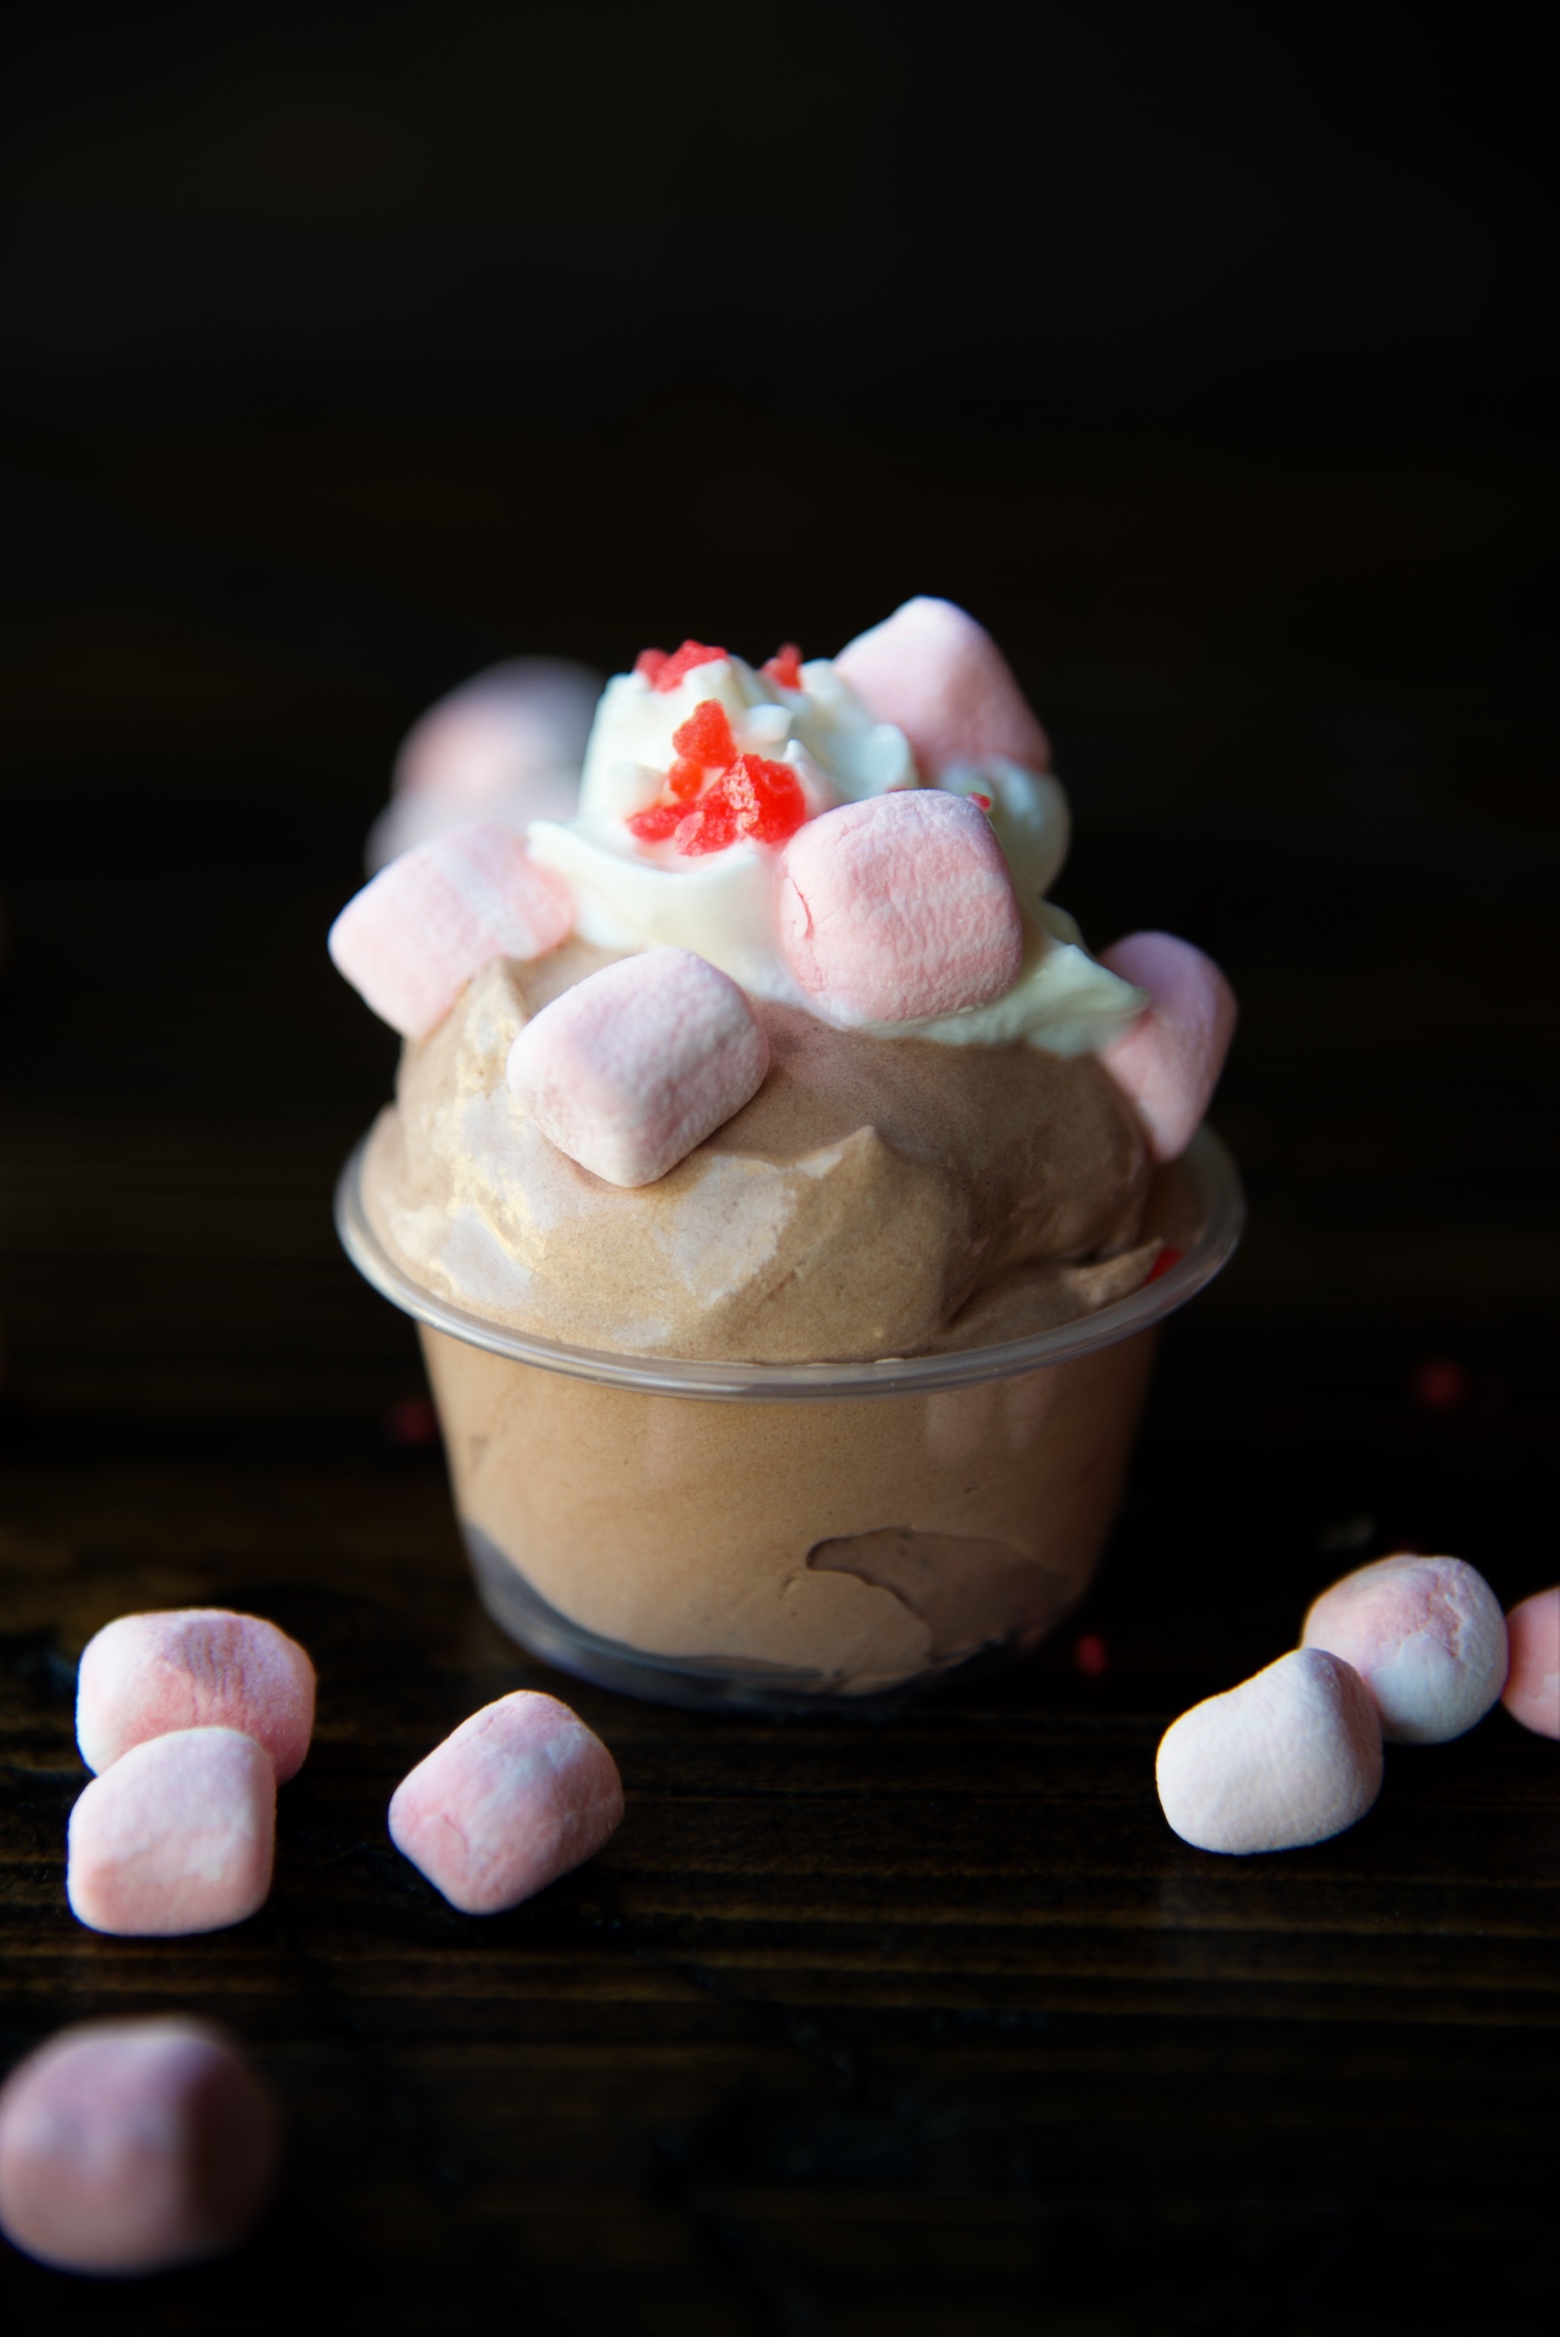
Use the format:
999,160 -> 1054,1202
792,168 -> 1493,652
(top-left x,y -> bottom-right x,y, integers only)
336,1123 -> 1242,1402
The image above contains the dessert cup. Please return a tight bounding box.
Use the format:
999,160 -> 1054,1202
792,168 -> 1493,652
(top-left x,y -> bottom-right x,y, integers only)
336,1126 -> 1242,1715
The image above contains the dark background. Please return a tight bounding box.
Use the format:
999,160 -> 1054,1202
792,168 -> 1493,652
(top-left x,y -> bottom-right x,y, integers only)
2,9 -> 1557,2332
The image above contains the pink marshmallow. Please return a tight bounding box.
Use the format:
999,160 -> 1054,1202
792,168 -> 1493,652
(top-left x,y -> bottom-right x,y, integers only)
1156,1648 -> 1383,1855
834,597 -> 1051,778
507,947 -> 770,1187
67,1727 -> 276,1937
388,1690 -> 624,1915
1301,1554 -> 1508,1745
368,658 -> 599,870
0,2019 -> 277,2275
1099,930 -> 1237,1161
1502,1587 -> 1559,1738
778,791 -> 1025,1026
76,1608 -> 315,1783
329,822 -> 573,1039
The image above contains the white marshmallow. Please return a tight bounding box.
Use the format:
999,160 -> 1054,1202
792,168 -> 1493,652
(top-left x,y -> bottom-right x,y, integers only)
0,2020 -> 277,2274
1301,1554 -> 1508,1744
1156,1648 -> 1384,1855
76,1608 -> 315,1782
389,1690 -> 624,1915
67,1727 -> 276,1936
1501,1587 -> 1559,1739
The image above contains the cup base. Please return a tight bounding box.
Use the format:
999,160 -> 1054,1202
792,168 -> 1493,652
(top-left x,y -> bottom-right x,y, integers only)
463,1524 -> 1041,1720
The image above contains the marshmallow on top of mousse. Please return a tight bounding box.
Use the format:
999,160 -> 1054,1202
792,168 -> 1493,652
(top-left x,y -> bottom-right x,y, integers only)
1501,1587 -> 1560,1739
367,656 -> 601,871
777,790 -> 1025,1026
508,947 -> 770,1187
389,1690 -> 624,1916
0,2020 -> 278,2277
330,822 -> 573,1039
77,1607 -> 316,1783
834,594 -> 1053,780
1099,932 -> 1238,1163
1300,1554 -> 1508,1745
1156,1647 -> 1384,1856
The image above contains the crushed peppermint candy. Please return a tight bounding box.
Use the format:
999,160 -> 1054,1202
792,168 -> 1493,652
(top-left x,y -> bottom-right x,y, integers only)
761,642 -> 805,690
626,700 -> 808,853
634,641 -> 728,692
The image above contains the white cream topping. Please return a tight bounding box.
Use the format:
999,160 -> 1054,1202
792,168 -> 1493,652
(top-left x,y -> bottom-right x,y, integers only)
530,649 -> 1145,1056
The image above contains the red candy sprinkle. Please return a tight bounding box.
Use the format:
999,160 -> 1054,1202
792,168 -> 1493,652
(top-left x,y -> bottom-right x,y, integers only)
761,642 -> 805,691
634,641 -> 728,693
626,689 -> 808,854
666,700 -> 738,802
624,800 -> 687,842
675,755 -> 807,855
968,791 -> 993,811
1143,1244 -> 1183,1287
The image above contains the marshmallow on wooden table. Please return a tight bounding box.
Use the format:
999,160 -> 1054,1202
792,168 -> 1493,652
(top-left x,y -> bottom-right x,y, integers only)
835,597 -> 1052,779
68,1727 -> 275,1937
389,1690 -> 624,1915
1099,931 -> 1237,1161
1500,1587 -> 1559,1739
0,2020 -> 276,2275
77,1608 -> 315,1782
368,657 -> 600,871
1157,1648 -> 1384,1855
329,822 -> 573,1039
1301,1554 -> 1508,1745
778,791 -> 1024,1026
508,947 -> 769,1187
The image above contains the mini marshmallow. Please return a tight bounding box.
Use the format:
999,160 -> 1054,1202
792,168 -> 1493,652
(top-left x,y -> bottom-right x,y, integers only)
367,657 -> 600,870
77,1608 -> 315,1782
1099,931 -> 1237,1161
778,791 -> 1025,1026
1301,1554 -> 1508,1745
1500,1587 -> 1558,1739
835,597 -> 1051,779
67,1727 -> 276,1937
508,947 -> 769,1187
0,2019 -> 277,2275
329,822 -> 573,1039
1156,1648 -> 1383,1855
388,1690 -> 624,1915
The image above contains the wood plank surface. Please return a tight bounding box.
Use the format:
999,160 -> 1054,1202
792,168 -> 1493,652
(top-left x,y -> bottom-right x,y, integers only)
1,410 -> 1556,2333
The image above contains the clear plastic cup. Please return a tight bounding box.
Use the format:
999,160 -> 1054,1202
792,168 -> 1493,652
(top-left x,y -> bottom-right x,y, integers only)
336,1128 -> 1242,1714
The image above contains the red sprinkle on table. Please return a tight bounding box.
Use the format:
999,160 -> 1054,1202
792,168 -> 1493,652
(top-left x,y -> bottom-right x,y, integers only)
674,755 -> 808,854
1410,1356 -> 1472,1411
1144,1245 -> 1183,1286
634,641 -> 729,692
384,1396 -> 441,1447
761,642 -> 805,690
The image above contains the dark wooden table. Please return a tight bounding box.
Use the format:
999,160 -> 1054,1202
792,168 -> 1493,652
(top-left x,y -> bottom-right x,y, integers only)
2,408 -> 1556,2333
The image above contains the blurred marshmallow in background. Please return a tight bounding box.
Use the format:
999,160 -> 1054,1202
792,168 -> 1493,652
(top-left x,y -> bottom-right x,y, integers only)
366,658 -> 603,872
